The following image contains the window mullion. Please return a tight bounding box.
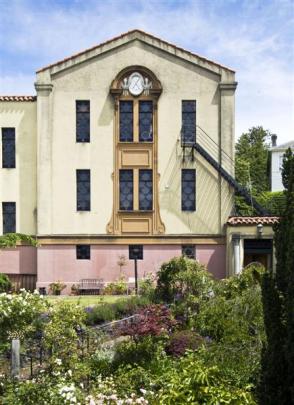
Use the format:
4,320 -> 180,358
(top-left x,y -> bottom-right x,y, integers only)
133,169 -> 139,210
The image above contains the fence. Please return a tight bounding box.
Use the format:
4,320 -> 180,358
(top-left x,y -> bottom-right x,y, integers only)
0,314 -> 141,380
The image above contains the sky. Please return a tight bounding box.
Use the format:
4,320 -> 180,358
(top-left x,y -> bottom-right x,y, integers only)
0,0 -> 293,144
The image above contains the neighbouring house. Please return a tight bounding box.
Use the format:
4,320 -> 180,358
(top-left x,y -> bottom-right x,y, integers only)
270,136 -> 294,191
0,30 -> 277,293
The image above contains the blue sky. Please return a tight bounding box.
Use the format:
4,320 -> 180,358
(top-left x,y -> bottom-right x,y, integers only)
0,0 -> 293,144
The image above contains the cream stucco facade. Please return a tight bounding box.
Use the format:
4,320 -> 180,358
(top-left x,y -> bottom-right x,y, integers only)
2,30 -> 270,293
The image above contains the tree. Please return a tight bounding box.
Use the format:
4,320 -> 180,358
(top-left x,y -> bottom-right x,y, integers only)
258,148 -> 294,404
234,126 -> 272,215
235,126 -> 271,195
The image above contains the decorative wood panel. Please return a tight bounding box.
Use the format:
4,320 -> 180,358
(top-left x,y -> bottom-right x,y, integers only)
121,150 -> 150,167
121,218 -> 150,234
107,66 -> 165,236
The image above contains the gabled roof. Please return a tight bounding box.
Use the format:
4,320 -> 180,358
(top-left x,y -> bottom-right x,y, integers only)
227,216 -> 279,226
0,96 -> 36,102
36,29 -> 235,74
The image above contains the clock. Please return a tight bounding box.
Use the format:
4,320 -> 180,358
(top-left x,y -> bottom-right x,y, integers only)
128,72 -> 144,96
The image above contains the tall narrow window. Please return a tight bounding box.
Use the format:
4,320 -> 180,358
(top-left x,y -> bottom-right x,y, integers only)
76,100 -> 90,142
139,101 -> 153,142
182,100 -> 196,145
2,202 -> 16,233
76,170 -> 90,211
119,170 -> 133,210
139,169 -> 153,210
120,101 -> 133,142
182,169 -> 196,211
2,128 -> 15,168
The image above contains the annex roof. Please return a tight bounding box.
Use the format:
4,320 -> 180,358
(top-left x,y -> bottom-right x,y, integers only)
0,96 -> 36,102
227,216 -> 279,226
271,140 -> 294,151
36,29 -> 235,75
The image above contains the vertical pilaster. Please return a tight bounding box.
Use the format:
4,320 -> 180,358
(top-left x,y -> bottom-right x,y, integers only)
232,233 -> 241,275
35,83 -> 53,235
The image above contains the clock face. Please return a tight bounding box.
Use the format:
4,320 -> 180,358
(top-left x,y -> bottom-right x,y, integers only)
128,72 -> 144,96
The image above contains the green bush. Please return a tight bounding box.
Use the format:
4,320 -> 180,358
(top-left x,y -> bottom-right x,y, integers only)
139,273 -> 156,300
103,277 -> 127,295
155,256 -> 214,304
166,330 -> 205,357
154,352 -> 256,404
0,274 -> 12,293
112,335 -> 165,369
216,263 -> 265,299
85,296 -> 150,325
0,290 -> 50,343
86,303 -> 117,325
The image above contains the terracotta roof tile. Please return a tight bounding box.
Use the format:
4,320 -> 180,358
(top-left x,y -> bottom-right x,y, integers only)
0,96 -> 36,102
227,216 -> 279,226
36,29 -> 235,73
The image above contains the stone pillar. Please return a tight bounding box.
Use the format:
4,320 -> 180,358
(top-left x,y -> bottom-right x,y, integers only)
11,339 -> 20,379
34,83 -> 53,235
232,234 -> 241,275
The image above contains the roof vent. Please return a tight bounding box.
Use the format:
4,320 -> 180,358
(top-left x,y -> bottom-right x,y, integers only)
271,134 -> 277,147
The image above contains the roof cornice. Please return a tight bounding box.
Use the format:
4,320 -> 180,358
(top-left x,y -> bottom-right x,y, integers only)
36,29 -> 235,76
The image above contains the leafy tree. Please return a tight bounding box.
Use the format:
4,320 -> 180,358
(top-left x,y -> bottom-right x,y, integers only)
235,126 -> 271,194
258,148 -> 294,404
235,126 -> 272,214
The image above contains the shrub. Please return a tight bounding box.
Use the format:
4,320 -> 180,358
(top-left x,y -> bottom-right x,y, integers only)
0,274 -> 12,293
117,304 -> 177,340
43,302 -> 86,369
154,352 -> 256,404
112,335 -> 164,369
103,277 -> 127,295
139,273 -> 156,299
49,281 -> 66,295
86,303 -> 117,325
166,330 -> 205,357
155,256 -> 214,304
194,286 -> 264,388
0,289 -> 50,342
85,296 -> 150,325
216,263 -> 265,299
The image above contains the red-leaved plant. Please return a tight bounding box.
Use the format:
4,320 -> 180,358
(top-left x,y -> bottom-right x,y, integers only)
117,304 -> 177,340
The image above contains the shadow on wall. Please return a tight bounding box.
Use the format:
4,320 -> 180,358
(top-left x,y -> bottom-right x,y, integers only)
159,141 -> 219,233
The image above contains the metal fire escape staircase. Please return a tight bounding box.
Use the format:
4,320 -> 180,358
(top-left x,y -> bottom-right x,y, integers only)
181,126 -> 269,216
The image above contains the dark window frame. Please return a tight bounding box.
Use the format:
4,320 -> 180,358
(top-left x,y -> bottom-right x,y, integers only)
2,202 -> 16,233
76,100 -> 90,143
182,245 -> 196,259
119,169 -> 134,211
119,100 -> 133,142
76,169 -> 91,211
139,100 -> 153,142
181,169 -> 196,212
2,128 -> 16,168
182,100 -> 196,145
76,244 -> 91,260
139,169 -> 153,211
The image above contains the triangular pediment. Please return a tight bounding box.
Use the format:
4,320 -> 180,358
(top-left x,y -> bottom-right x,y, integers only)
36,29 -> 234,77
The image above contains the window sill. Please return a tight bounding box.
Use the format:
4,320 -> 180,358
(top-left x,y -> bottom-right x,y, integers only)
118,210 -> 154,213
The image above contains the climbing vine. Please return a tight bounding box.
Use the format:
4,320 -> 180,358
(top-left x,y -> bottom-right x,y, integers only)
0,233 -> 38,248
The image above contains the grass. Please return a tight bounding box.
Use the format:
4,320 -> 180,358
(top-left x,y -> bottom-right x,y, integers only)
45,295 -> 130,307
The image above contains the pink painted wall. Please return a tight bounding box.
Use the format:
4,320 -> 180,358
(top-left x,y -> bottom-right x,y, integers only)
0,246 -> 37,275
37,244 -> 226,293
196,245 -> 226,279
